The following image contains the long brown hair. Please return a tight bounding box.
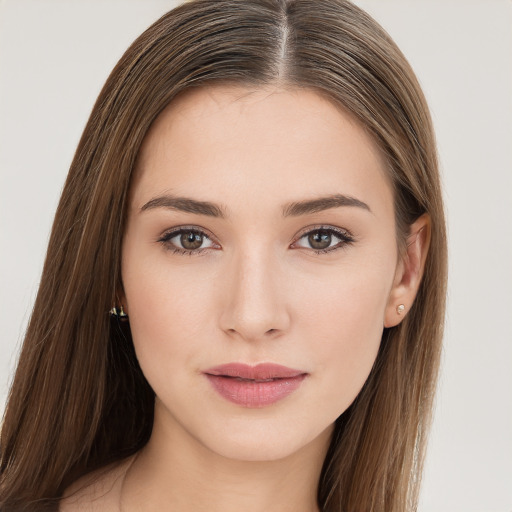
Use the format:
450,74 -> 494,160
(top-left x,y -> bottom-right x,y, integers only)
0,1 -> 447,510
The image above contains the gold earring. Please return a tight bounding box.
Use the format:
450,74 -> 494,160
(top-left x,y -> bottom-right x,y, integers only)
110,305 -> 128,319
396,304 -> 405,315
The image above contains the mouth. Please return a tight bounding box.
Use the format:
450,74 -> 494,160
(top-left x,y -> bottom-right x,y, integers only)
203,363 -> 308,408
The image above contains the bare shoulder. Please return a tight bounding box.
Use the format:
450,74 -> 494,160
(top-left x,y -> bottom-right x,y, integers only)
59,456 -> 136,511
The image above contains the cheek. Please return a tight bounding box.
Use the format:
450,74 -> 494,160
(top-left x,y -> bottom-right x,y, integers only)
294,258 -> 394,410
122,250 -> 218,374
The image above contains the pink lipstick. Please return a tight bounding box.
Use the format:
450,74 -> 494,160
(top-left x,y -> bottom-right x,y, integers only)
204,363 -> 307,408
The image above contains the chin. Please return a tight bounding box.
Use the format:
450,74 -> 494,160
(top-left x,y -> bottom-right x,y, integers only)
207,438 -> 302,462
192,415 -> 334,463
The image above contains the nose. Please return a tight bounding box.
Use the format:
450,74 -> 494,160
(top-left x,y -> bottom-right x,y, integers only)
218,249 -> 291,342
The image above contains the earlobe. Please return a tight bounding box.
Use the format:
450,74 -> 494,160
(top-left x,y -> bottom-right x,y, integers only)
384,213 -> 431,328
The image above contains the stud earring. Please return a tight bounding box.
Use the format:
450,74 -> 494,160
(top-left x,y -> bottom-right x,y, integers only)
396,304 -> 405,315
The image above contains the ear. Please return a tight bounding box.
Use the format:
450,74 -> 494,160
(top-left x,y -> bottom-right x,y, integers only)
384,213 -> 431,328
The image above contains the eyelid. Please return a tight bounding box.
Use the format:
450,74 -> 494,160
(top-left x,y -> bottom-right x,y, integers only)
157,225 -> 215,241
291,224 -> 354,242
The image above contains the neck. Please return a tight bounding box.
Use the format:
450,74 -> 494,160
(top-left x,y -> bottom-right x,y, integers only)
120,403 -> 332,512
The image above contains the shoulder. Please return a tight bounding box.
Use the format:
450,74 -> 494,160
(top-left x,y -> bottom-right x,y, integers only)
59,456 -> 136,511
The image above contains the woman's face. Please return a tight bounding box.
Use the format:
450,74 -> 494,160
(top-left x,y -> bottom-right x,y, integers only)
122,85 -> 400,461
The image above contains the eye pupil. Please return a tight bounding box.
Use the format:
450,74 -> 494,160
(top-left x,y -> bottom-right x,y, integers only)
180,231 -> 203,250
308,230 -> 331,249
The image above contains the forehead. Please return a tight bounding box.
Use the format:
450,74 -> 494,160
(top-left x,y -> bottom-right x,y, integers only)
131,84 -> 392,216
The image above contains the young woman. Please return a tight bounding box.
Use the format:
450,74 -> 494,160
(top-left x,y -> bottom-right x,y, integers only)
0,1 -> 447,511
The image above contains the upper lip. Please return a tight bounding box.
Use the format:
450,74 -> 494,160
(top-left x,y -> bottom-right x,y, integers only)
204,363 -> 307,380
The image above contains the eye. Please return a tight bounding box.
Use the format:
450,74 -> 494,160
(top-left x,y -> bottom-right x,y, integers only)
292,226 -> 354,253
158,227 -> 218,255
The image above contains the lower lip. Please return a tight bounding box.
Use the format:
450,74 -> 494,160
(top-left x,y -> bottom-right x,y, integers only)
205,374 -> 307,408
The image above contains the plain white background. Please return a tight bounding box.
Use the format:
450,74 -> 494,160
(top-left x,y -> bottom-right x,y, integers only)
0,1 -> 511,510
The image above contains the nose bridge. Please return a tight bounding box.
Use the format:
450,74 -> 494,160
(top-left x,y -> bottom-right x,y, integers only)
220,243 -> 290,341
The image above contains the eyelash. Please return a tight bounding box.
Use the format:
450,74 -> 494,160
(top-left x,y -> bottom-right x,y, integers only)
157,225 -> 355,256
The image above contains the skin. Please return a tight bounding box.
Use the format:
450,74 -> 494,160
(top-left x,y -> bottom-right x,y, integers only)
60,85 -> 429,511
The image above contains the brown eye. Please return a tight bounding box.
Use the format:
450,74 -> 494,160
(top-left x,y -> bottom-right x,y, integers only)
159,227 -> 216,254
294,226 -> 354,253
308,230 -> 332,250
181,231 -> 203,250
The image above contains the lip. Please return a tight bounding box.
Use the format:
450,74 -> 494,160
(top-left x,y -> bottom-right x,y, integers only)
204,363 -> 308,408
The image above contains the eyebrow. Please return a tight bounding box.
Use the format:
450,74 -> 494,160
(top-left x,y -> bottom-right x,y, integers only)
140,193 -> 371,218
282,194 -> 371,217
140,195 -> 226,218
